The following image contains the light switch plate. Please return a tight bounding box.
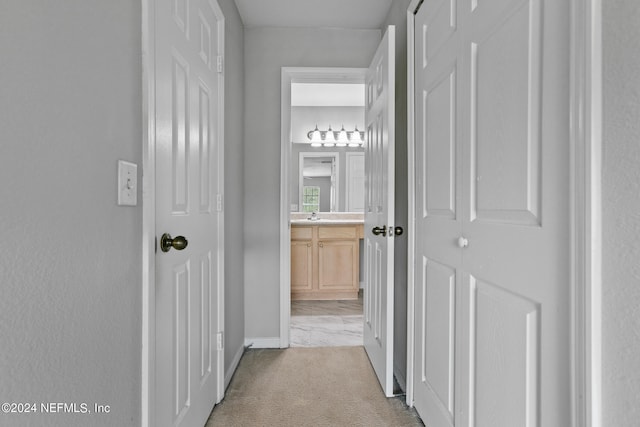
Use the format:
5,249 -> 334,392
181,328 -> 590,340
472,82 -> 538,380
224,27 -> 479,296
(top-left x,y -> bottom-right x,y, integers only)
117,160 -> 138,206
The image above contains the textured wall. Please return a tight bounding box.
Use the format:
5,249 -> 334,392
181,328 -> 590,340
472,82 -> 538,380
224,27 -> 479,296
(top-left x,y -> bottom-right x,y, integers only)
218,0 -> 246,386
602,1 -> 640,425
243,27 -> 380,339
0,1 -> 142,425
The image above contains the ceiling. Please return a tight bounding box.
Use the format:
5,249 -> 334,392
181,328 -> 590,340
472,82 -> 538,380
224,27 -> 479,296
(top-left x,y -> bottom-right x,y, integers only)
233,0 -> 394,29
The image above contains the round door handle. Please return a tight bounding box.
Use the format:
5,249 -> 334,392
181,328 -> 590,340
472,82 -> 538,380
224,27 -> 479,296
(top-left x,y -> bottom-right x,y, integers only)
372,225 -> 387,236
394,226 -> 404,236
457,236 -> 469,248
160,233 -> 188,252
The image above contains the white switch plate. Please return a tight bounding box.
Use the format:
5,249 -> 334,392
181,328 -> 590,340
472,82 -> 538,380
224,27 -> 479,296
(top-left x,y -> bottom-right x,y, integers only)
117,160 -> 138,206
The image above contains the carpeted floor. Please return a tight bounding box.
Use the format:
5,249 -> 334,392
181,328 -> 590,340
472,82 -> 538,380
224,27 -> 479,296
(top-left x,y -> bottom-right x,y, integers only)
206,347 -> 424,427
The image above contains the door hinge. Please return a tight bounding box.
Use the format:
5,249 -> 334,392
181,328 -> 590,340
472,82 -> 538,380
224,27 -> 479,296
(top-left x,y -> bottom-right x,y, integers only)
216,194 -> 223,212
216,332 -> 224,350
216,56 -> 223,73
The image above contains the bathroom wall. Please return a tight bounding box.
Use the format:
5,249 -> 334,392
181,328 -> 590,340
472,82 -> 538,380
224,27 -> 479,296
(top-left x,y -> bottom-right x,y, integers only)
218,0 -> 246,386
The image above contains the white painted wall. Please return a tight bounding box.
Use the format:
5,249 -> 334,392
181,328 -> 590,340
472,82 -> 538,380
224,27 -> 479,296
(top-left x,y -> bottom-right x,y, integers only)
244,27 -> 380,339
218,0 -> 246,385
382,0 -> 411,391
602,1 -> 640,425
0,1 -> 142,425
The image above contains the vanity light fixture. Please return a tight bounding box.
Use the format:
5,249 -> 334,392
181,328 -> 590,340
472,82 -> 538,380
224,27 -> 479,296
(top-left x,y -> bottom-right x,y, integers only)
306,125 -> 365,147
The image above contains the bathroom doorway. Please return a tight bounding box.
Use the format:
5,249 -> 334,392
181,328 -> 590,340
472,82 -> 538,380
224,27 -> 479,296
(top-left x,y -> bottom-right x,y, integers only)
280,67 -> 367,348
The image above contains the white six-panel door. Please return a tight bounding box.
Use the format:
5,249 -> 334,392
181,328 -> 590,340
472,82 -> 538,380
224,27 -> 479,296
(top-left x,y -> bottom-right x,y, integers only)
155,0 -> 224,426
364,26 -> 396,397
412,0 -> 570,425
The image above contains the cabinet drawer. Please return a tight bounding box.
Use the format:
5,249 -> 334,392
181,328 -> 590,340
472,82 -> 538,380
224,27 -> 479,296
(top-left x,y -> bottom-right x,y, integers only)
291,226 -> 313,240
318,226 -> 357,239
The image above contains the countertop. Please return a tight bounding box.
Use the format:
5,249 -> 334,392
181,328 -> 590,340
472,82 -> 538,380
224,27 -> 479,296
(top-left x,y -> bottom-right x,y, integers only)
290,219 -> 364,225
290,212 -> 364,226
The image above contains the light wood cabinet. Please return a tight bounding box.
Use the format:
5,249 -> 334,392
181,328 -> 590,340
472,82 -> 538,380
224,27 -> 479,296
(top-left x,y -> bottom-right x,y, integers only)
291,224 -> 363,300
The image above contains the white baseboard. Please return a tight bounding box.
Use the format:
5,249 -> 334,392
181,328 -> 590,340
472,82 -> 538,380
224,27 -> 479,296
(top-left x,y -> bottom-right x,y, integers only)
244,337 -> 282,349
224,344 -> 245,389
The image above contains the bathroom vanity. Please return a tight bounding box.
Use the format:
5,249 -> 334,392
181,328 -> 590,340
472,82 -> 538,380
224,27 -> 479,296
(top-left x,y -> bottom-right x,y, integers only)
290,214 -> 364,300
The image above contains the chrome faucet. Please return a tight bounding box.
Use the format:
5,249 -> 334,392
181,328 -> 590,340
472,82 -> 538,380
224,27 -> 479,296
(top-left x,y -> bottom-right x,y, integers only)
309,212 -> 318,221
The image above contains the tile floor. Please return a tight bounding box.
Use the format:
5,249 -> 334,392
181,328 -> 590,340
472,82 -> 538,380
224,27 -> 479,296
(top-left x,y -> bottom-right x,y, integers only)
290,293 -> 363,347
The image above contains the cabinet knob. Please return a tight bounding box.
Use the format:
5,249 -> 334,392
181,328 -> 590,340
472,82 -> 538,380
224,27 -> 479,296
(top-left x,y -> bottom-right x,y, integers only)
319,242 -> 323,247
307,242 -> 311,247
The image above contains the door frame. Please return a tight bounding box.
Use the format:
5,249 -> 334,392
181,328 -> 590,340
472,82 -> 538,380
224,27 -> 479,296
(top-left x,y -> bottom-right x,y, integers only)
404,1 -> 602,426
141,1 -> 226,425
280,67 -> 367,348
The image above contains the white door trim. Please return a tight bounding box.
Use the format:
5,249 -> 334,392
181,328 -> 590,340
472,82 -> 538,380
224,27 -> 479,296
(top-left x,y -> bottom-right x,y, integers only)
404,1 -> 602,426
141,1 -> 226,425
280,67 -> 367,348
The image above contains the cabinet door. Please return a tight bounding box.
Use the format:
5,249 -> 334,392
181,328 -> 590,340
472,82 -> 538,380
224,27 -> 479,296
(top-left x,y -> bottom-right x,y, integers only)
291,241 -> 313,291
318,240 -> 358,291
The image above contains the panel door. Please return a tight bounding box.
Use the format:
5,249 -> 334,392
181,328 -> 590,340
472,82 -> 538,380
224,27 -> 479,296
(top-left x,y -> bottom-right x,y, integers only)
459,0 -> 570,425
363,25 -> 396,397
412,0 -> 571,426
154,0 -> 224,426
413,0 -> 462,424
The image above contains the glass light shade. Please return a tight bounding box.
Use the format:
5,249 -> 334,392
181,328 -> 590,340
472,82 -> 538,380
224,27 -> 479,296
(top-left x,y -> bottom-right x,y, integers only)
309,125 -> 322,143
323,126 -> 335,146
349,126 -> 362,146
336,125 -> 348,147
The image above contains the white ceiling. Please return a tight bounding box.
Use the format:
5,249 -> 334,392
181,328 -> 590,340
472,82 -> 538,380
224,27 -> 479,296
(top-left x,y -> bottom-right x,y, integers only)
234,0 -> 394,29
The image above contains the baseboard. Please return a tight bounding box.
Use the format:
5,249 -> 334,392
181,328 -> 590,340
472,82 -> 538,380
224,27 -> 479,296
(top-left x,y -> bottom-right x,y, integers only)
244,337 -> 281,349
224,344 -> 245,389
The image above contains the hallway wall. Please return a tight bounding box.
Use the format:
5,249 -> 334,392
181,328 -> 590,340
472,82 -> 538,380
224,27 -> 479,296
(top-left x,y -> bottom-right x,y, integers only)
218,0 -> 246,386
602,1 -> 640,425
243,27 -> 380,340
0,1 -> 142,425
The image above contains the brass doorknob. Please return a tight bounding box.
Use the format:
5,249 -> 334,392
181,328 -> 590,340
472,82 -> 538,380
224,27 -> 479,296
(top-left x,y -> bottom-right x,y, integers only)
372,225 -> 387,236
160,233 -> 188,252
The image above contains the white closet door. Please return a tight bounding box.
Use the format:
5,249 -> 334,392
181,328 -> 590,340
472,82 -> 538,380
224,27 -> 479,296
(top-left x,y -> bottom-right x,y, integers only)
412,0 -> 571,425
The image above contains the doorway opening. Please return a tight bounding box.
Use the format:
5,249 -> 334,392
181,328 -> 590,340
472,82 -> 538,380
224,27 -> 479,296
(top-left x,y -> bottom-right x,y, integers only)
280,68 -> 367,349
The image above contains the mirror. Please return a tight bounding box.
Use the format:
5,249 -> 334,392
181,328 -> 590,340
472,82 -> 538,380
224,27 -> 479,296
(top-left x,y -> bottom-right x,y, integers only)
292,151 -> 365,213
299,153 -> 338,212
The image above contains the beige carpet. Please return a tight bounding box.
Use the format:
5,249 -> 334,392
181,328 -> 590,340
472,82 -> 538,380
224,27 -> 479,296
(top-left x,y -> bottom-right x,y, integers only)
206,347 -> 423,427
